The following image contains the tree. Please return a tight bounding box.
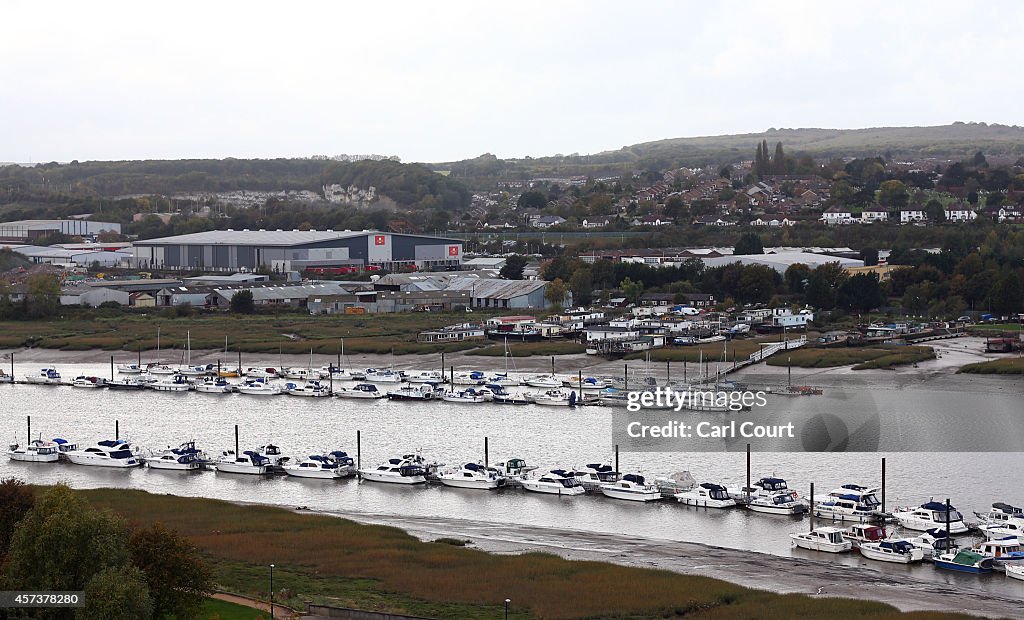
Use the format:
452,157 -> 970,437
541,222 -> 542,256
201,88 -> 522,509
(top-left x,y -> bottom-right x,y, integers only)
878,180 -> 909,209
544,278 -> 568,311
568,268 -> 593,306
718,165 -> 732,179
79,565 -> 153,620
924,198 -> 946,223
784,263 -> 812,294
804,271 -> 836,310
130,523 -> 212,620
25,273 -> 60,319
0,478 -> 34,563
991,270 -> 1023,315
733,232 -> 764,255
838,273 -> 884,313
620,277 -> 644,305
735,264 -> 778,303
516,190 -> 548,210
860,247 -> 879,267
229,290 -> 255,313
499,255 -> 527,280
772,142 -> 786,175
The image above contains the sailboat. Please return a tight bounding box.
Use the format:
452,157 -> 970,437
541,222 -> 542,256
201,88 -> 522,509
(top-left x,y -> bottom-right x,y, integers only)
487,338 -> 521,386
178,332 -> 209,377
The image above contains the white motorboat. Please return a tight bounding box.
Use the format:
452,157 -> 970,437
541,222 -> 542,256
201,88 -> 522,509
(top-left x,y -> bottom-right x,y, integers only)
485,384 -> 531,405
974,539 -> 1024,569
237,378 -> 283,396
148,374 -> 191,392
532,388 -> 578,406
520,469 -> 586,495
441,388 -> 488,404
387,384 -> 438,401
0,370 -> 12,384
675,482 -> 737,508
285,380 -> 332,397
524,374 -> 562,389
336,383 -> 385,399
319,365 -> 353,380
147,364 -> 176,375
891,501 -> 969,534
281,367 -> 316,380
977,503 -> 1024,540
812,484 -> 885,521
244,367 -> 279,379
51,438 -> 78,458
146,448 -> 202,470
405,370 -> 444,384
1006,564 -> 1024,581
600,473 -> 662,502
563,376 -> 614,390
790,527 -> 852,553
748,491 -> 807,515
7,439 -> 61,463
65,440 -> 143,468
71,376 -> 106,388
437,462 -> 504,489
363,368 -> 403,383
572,463 -> 620,485
214,450 -> 271,475
256,444 -> 290,469
902,528 -> 958,560
194,377 -> 234,394
359,456 -> 429,484
860,540 -> 925,563
492,457 -> 537,480
116,363 -> 143,374
178,364 -> 212,377
26,367 -> 62,385
106,377 -> 147,391
283,453 -> 354,479
451,371 -> 487,386
843,524 -> 887,547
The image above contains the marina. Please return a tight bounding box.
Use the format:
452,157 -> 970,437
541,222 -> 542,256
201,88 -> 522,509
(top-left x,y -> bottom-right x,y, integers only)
2,355 -> 1023,611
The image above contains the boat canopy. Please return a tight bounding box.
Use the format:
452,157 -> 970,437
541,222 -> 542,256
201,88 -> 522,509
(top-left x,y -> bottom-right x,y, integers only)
52,438 -> 70,445
505,458 -> 526,469
242,451 -> 269,465
549,469 -> 570,477
922,501 -> 955,511
622,474 -> 645,485
924,528 -> 951,538
841,483 -> 868,491
880,540 -> 914,553
993,502 -> 1023,514
586,464 -> 614,472
98,439 -> 125,448
699,482 -> 726,491
464,463 -> 483,471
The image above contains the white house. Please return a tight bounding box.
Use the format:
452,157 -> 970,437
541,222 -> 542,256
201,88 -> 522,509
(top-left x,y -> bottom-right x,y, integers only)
900,207 -> 926,224
584,326 -> 640,342
861,208 -> 888,223
821,207 -> 854,225
770,308 -> 814,328
945,206 -> 977,222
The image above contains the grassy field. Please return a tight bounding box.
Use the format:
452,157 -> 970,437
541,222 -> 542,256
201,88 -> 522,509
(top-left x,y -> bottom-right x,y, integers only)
765,345 -> 934,370
0,312 -> 497,356
968,323 -> 1024,334
957,357 -> 1024,374
202,598 -> 263,620
465,341 -> 586,357
77,488 -> 970,620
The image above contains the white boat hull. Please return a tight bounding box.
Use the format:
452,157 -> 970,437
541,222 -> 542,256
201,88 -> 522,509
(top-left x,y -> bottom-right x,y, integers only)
894,516 -> 969,534
215,462 -> 269,475
1006,564 -> 1024,581
790,535 -> 852,553
194,384 -> 233,393
859,544 -> 924,564
520,481 -> 585,495
438,477 -> 500,490
676,495 -> 736,509
287,390 -> 331,397
748,503 -> 805,515
237,388 -> 281,395
148,383 -> 190,392
65,454 -> 141,468
283,467 -> 344,479
336,392 -> 384,399
359,470 -> 426,484
6,451 -> 60,463
601,487 -> 661,502
147,460 -> 200,470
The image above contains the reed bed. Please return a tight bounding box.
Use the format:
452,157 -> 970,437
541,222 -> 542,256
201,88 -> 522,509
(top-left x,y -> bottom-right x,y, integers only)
465,342 -> 586,357
79,489 -> 967,620
957,358 -> 1024,374
766,345 -> 934,370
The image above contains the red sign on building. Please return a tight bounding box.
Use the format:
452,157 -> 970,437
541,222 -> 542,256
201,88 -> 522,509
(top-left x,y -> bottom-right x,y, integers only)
448,245 -> 460,257
374,235 -> 386,246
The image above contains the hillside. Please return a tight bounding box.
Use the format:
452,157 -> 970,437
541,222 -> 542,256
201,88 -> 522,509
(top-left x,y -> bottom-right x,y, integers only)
438,123 -> 1024,187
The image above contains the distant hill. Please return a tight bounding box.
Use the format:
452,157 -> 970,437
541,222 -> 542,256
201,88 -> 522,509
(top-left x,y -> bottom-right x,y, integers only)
437,123 -> 1024,187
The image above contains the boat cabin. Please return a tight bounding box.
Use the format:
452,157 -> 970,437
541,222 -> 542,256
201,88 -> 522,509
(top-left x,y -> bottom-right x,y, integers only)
846,524 -> 886,542
917,501 -> 964,524
757,477 -> 790,493
698,483 -> 731,501
807,528 -> 847,545
977,539 -> 1024,558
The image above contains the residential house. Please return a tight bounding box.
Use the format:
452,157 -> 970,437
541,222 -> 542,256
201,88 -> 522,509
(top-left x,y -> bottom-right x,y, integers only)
583,325 -> 641,343
861,207 -> 889,223
680,292 -> 715,308
900,207 -> 926,224
821,206 -> 854,225
529,215 -> 567,229
945,204 -> 977,223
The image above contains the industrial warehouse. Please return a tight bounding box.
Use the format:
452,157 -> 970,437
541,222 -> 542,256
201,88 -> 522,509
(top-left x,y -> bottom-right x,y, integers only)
130,229 -> 464,272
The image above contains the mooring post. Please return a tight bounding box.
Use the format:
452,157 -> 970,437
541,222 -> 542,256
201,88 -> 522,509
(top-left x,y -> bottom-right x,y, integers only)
551,356 -> 555,376
137,348 -> 141,368
110,355 -> 114,381
746,443 -> 751,501
881,457 -> 887,513
666,360 -> 671,386
945,498 -> 952,542
788,357 -> 792,387
624,363 -> 629,391
234,424 -> 239,457
578,370 -> 583,401
441,352 -> 445,381
810,482 -> 815,531
27,415 -> 31,443
115,420 -> 119,441
356,430 -> 362,479
683,358 -> 687,382
10,352 -> 14,382
449,365 -> 454,386
614,444 -> 619,474
238,351 -> 242,374
484,436 -> 489,470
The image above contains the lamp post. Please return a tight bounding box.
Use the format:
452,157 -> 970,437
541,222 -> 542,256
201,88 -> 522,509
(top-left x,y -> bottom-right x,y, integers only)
269,563 -> 275,619
504,598 -> 510,620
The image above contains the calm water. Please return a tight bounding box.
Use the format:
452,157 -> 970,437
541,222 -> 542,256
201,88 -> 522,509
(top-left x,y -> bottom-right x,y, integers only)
2,362 -> 1023,597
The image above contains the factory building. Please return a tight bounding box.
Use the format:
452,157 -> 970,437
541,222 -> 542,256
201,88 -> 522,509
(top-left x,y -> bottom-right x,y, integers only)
0,219 -> 122,242
131,229 -> 463,272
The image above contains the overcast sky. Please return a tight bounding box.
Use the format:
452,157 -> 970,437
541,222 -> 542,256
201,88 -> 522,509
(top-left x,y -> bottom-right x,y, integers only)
3,0 -> 1022,164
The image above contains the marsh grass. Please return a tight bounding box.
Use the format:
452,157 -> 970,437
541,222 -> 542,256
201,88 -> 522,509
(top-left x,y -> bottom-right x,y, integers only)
957,358 -> 1024,374
465,342 -> 585,357
78,489 -> 970,620
766,345 -> 934,370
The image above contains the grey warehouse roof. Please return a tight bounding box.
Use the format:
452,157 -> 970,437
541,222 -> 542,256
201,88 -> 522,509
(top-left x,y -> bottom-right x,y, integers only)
133,229 -> 462,246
